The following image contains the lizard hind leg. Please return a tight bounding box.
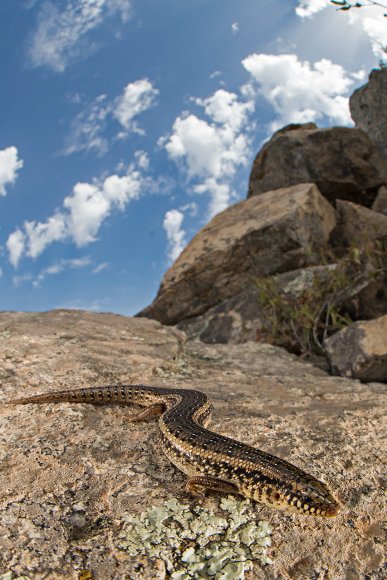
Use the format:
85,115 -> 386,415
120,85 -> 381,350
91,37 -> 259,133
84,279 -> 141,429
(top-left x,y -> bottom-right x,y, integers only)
186,475 -> 239,498
121,403 -> 165,423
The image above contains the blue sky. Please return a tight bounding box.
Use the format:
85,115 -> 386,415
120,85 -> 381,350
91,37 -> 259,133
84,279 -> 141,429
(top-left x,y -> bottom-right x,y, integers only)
0,0 -> 386,315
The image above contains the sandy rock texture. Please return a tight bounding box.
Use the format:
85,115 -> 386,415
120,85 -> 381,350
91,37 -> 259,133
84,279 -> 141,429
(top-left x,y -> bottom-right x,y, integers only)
350,67 -> 387,158
0,310 -> 385,579
139,183 -> 336,325
247,124 -> 386,207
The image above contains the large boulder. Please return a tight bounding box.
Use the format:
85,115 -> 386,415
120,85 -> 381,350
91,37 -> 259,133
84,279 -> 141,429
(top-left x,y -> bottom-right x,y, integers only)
325,314 -> 387,382
138,183 -> 336,325
247,124 -> 386,207
333,200 -> 387,248
350,67 -> 387,157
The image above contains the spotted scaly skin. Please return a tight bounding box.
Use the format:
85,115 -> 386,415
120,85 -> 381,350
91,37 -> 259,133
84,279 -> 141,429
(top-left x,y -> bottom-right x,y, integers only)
7,385 -> 341,517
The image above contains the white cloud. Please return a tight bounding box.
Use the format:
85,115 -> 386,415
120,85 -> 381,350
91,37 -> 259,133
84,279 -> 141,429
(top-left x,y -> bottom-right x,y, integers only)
242,53 -> 362,130
64,80 -> 158,155
63,94 -> 110,156
166,114 -> 222,179
62,171 -> 142,246
92,262 -> 109,273
7,159 -> 147,267
29,0 -> 132,72
231,22 -> 239,34
164,89 -> 254,216
114,79 -> 159,137
295,1 -> 387,57
179,202 -> 198,217
163,209 -> 187,263
0,147 -> 24,196
295,0 -> 327,18
193,179 -> 232,221
33,257 -> 91,287
13,273 -> 33,288
347,6 -> 387,58
134,150 -> 150,170
7,229 -> 26,268
196,90 -> 254,134
24,213 -> 68,258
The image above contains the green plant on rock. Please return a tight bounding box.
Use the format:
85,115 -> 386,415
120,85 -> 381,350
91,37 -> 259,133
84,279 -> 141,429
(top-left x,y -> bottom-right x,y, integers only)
254,242 -> 386,355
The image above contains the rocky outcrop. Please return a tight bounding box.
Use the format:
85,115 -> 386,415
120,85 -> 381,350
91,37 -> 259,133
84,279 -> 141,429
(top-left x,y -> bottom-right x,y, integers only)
137,69 -> 387,380
325,314 -> 387,381
0,310 -> 386,578
247,124 -> 386,207
138,183 -> 336,325
350,67 -> 387,157
178,258 -> 387,350
177,265 -> 339,346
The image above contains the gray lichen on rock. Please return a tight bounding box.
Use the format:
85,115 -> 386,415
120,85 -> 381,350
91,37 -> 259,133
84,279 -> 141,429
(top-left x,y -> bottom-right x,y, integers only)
118,496 -> 272,579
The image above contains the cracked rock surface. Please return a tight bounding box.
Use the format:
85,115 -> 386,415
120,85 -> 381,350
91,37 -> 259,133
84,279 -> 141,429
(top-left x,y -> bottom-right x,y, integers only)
0,310 -> 385,579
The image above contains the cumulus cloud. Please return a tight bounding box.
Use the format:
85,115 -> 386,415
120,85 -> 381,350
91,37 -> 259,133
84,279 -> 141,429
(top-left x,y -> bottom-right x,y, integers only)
114,79 -> 159,137
29,0 -> 132,72
164,89 -> 254,216
295,0 -> 327,18
24,214 -> 68,259
134,150 -> 150,170
0,147 -> 24,196
242,53 -> 363,130
7,229 -> 26,268
7,158 -> 147,267
347,6 -> 387,58
193,179 -> 232,221
163,209 -> 187,263
64,172 -> 142,246
64,80 -> 158,155
295,1 -> 387,57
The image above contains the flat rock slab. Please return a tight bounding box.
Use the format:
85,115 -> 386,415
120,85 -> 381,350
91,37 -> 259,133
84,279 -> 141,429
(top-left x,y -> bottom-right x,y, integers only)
0,310 -> 385,579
